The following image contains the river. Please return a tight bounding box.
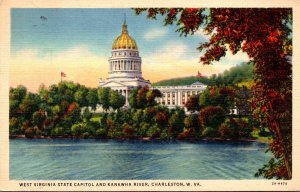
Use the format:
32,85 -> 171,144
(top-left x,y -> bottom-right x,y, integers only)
10,139 -> 272,180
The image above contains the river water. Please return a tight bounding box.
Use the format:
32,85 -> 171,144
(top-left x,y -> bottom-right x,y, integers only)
10,139 -> 272,180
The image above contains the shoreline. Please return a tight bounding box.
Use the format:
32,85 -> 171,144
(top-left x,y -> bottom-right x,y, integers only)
9,135 -> 272,144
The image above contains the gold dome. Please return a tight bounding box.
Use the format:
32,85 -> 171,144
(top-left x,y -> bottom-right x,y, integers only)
112,21 -> 138,50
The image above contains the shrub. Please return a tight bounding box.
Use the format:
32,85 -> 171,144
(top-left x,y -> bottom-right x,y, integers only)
24,128 -> 35,138
201,127 -> 219,138
147,124 -> 161,138
51,127 -> 64,136
177,128 -> 196,140
95,128 -> 107,138
122,123 -> 136,138
139,123 -> 150,137
82,132 -> 90,139
71,123 -> 87,137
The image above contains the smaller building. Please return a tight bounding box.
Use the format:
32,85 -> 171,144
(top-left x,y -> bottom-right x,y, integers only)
151,82 -> 207,108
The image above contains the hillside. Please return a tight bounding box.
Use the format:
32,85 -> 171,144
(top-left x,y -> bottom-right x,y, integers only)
152,76 -> 210,86
152,63 -> 253,87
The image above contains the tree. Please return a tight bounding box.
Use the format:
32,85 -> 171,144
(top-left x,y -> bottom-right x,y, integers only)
136,86 -> 149,109
199,106 -> 225,129
134,8 -> 292,178
86,88 -> 99,110
168,107 -> 185,138
97,87 -> 111,111
109,90 -> 125,111
146,89 -> 162,106
9,85 -> 27,117
74,86 -> 88,107
129,88 -> 139,108
184,113 -> 202,136
129,86 -> 162,109
185,94 -> 200,112
199,86 -> 236,113
19,93 -> 41,120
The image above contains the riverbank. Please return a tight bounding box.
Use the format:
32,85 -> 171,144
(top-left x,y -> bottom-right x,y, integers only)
9,135 -> 272,143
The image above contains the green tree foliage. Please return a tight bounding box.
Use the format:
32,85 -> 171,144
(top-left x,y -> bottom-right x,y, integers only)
128,88 -> 139,109
9,81 -> 103,137
199,86 -> 236,113
183,114 -> 202,139
97,87 -> 111,111
109,90 -> 125,111
74,86 -> 89,107
9,85 -> 28,117
168,107 -> 185,139
86,88 -> 99,111
129,86 -> 162,109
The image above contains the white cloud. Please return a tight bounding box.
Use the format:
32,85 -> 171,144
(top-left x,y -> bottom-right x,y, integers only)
142,41 -> 250,82
10,46 -> 108,92
194,28 -> 210,41
142,41 -> 219,82
215,49 -> 249,66
144,28 -> 167,40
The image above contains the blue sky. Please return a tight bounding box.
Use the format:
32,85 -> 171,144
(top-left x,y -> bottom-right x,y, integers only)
11,8 -> 249,91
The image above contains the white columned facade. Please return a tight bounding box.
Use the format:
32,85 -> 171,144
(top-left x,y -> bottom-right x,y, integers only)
151,82 -> 207,109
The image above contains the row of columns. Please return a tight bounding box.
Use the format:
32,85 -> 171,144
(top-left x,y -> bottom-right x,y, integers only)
157,91 -> 201,106
110,60 -> 140,72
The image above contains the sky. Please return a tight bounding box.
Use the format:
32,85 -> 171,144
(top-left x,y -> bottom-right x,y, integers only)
11,8 -> 249,92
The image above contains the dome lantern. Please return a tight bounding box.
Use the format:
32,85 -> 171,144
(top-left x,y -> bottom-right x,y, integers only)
112,20 -> 138,50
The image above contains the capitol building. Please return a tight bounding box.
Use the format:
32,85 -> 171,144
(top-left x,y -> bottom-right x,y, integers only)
99,21 -> 207,108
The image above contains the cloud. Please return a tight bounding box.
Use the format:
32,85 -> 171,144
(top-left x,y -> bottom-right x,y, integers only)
144,28 -> 167,40
10,46 -> 108,92
142,41 -> 222,82
194,28 -> 210,41
10,44 -> 250,92
142,42 -> 250,83
215,49 -> 249,66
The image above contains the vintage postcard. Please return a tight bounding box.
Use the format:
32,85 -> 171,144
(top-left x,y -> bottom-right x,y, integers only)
0,0 -> 300,191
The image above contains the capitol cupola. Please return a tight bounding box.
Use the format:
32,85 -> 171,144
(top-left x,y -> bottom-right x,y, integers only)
112,20 -> 138,50
108,20 -> 142,79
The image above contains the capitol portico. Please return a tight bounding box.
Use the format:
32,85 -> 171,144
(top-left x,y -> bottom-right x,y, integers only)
99,20 -> 207,108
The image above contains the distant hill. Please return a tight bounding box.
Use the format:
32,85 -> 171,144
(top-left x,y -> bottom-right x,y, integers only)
152,63 -> 253,87
152,76 -> 210,86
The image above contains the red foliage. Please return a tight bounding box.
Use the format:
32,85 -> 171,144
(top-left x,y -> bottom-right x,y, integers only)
177,128 -> 196,140
66,102 -> 77,114
184,95 -> 200,112
155,111 -> 169,125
